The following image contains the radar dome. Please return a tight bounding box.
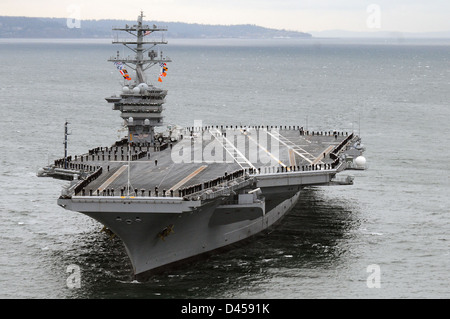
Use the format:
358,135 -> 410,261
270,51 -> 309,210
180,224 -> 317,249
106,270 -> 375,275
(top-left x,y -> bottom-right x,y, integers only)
355,156 -> 366,168
122,86 -> 130,93
132,87 -> 140,94
138,83 -> 149,90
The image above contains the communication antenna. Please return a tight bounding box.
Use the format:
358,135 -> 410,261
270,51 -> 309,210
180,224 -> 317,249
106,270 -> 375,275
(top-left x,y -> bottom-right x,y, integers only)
63,121 -> 71,169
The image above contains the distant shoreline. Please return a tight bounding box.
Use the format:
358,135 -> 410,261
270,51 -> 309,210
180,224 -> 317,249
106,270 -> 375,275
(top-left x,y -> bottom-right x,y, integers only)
0,16 -> 311,39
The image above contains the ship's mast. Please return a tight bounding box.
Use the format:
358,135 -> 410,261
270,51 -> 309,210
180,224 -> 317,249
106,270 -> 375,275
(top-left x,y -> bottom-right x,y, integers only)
106,11 -> 171,145
64,121 -> 69,169
110,11 -> 171,86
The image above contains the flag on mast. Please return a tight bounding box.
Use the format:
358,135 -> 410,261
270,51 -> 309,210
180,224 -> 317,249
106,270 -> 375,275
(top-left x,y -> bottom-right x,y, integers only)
114,62 -> 131,81
158,63 -> 168,82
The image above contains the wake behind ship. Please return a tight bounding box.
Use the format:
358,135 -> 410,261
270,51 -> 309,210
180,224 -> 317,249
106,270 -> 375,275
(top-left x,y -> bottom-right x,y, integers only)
38,12 -> 366,280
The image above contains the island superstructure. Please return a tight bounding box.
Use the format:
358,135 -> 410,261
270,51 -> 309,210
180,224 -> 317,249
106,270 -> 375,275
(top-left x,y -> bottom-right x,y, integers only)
38,12 -> 366,280
106,13 -> 171,144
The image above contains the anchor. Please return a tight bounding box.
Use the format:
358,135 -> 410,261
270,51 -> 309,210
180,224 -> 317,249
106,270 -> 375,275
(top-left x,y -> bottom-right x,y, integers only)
158,224 -> 174,241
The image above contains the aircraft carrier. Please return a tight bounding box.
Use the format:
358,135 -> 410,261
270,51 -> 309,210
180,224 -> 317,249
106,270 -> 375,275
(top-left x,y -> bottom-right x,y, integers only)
38,12 -> 366,280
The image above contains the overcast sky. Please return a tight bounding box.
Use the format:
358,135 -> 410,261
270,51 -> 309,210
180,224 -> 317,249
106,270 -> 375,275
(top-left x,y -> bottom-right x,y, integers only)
1,0 -> 449,33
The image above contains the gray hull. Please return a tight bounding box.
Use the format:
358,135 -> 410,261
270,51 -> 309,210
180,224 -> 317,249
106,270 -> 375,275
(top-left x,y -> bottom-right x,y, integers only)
61,189 -> 301,279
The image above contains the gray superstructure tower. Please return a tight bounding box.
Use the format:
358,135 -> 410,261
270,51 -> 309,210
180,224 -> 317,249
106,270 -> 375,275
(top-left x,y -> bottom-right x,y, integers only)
106,11 -> 171,144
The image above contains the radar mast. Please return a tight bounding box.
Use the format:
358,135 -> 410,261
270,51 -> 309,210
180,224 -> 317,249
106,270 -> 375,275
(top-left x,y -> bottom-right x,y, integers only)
105,11 -> 171,145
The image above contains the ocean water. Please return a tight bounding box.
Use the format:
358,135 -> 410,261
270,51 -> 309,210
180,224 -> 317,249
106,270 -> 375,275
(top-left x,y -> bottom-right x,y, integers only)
0,37 -> 449,299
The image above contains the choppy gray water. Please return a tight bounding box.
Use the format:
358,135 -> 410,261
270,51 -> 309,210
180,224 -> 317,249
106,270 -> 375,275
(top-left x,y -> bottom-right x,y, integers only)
0,38 -> 449,299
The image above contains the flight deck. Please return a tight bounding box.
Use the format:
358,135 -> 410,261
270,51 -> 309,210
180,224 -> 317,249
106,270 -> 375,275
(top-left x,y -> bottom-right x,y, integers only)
45,126 -> 359,200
